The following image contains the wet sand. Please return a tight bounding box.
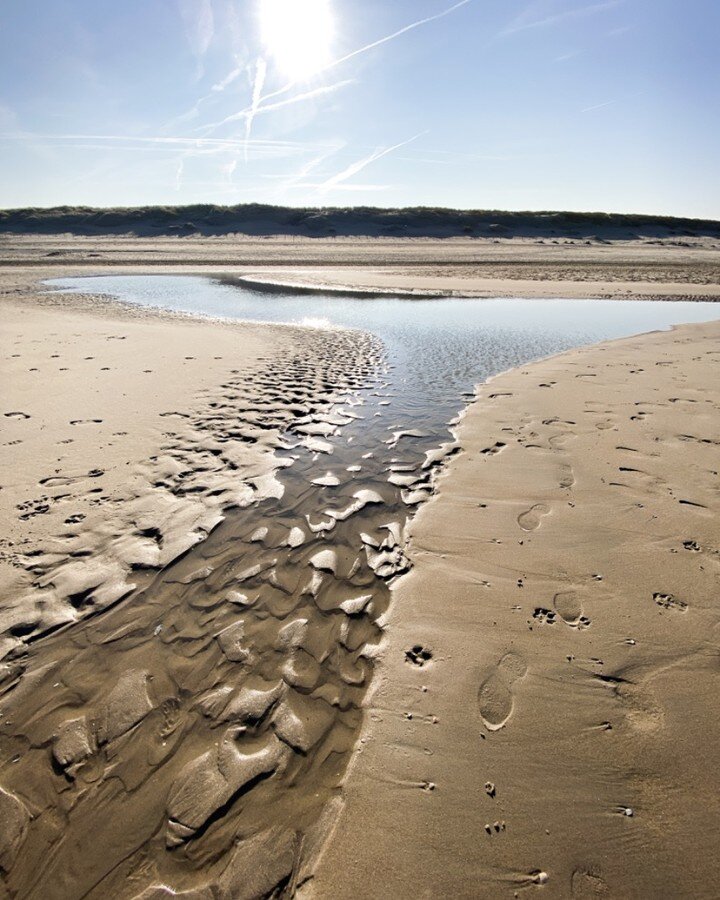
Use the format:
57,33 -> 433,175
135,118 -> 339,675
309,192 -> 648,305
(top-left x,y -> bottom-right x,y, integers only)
1,236 -> 719,897
311,321 -> 720,899
1,264 -> 391,898
1,271 -> 383,647
2,231 -> 720,300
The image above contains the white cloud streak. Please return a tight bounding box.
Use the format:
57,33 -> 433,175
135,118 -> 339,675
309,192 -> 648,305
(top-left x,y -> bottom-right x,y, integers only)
245,57 -> 268,161
258,0 -> 474,110
212,63 -> 244,93
178,0 -> 215,76
318,133 -> 424,192
206,78 -> 355,132
501,0 -> 621,36
174,158 -> 185,191
198,0 -> 473,136
273,142 -> 345,197
293,183 -> 392,193
0,133 -> 336,165
0,132 -> 324,148
580,89 -> 644,113
581,98 -> 617,113
222,158 -> 238,181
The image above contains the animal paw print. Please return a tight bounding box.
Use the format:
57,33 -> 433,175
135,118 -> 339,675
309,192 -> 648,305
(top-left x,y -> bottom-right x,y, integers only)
532,607 -> 557,625
653,592 -> 688,612
405,645 -> 433,666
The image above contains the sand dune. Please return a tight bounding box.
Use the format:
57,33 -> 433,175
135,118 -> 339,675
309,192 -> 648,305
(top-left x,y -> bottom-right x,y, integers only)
1,204 -> 718,241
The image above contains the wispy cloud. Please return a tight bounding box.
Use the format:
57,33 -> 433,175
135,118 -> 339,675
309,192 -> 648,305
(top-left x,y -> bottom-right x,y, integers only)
221,158 -> 238,182
607,24 -> 633,36
581,98 -> 617,113
295,183 -> 392,193
0,132 -> 333,160
174,158 -> 185,191
273,142 -> 345,198
177,0 -> 215,77
257,0 -> 474,112
318,133 -> 424,192
197,0 -> 473,138
204,78 -> 355,133
501,0 -> 621,37
244,57 -> 268,160
581,89 -> 645,113
212,61 -> 245,93
162,56 -> 248,131
555,49 -> 584,62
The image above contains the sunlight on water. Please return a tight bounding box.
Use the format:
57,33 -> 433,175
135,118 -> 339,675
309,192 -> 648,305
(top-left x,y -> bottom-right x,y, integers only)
298,316 -> 336,329
46,274 -> 720,426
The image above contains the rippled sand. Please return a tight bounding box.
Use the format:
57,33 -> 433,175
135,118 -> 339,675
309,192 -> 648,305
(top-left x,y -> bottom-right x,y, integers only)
1,236 -> 719,898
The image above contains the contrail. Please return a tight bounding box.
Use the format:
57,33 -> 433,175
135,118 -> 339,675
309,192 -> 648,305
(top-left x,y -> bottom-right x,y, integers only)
0,133 -> 334,152
580,89 -> 645,113
200,0 -> 473,135
207,79 -> 355,132
319,133 -> 425,192
178,0 -> 215,79
275,142 -> 345,197
174,158 -> 185,192
257,79 -> 355,114
581,98 -> 617,113
502,0 -> 621,36
244,57 -> 267,161
260,0 -> 473,108
212,63 -> 244,93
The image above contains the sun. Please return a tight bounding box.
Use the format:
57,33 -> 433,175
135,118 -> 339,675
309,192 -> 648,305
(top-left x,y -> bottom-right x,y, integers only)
259,0 -> 335,81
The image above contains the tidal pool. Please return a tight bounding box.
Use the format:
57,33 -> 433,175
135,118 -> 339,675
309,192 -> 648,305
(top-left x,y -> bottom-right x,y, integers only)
16,274 -> 715,895
47,274 -> 720,436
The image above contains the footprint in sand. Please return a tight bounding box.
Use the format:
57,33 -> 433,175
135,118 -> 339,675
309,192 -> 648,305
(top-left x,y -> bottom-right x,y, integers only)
517,504 -> 550,532
481,441 -> 506,456
478,651 -> 527,732
4,411 -> 30,419
559,464 -> 575,488
571,868 -> 609,898
553,590 -> 591,628
549,432 -> 575,451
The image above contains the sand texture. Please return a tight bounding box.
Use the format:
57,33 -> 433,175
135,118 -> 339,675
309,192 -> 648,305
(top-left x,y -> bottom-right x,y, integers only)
1,234 -> 719,898
1,232 -> 719,300
1,273 -> 382,656
310,321 -> 720,899
1,266 -> 393,898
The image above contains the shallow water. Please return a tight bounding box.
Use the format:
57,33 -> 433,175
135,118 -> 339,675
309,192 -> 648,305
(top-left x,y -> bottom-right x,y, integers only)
15,275 -> 716,895
47,274 -> 720,438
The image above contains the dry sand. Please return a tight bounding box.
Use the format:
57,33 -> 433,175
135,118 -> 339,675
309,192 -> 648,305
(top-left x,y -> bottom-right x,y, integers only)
1,235 -> 719,898
311,321 -> 720,899
1,277 -> 290,620
1,232 -> 720,300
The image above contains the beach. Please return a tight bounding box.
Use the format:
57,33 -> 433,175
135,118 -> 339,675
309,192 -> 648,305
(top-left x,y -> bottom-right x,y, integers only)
310,319 -> 720,898
1,234 -> 719,897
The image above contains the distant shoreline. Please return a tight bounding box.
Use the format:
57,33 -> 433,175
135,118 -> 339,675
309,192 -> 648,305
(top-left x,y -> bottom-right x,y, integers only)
1,203 -> 719,240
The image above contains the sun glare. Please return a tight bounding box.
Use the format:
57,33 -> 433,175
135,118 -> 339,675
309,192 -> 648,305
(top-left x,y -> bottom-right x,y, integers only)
259,0 -> 335,81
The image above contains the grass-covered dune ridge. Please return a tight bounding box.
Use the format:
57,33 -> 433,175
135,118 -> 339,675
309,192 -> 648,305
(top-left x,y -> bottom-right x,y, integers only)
1,204 -> 718,239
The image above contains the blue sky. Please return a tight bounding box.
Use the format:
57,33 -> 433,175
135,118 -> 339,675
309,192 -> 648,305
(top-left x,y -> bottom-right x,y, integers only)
0,0 -> 718,216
